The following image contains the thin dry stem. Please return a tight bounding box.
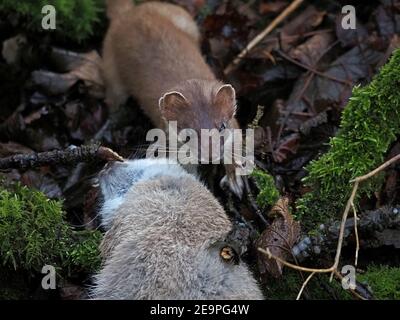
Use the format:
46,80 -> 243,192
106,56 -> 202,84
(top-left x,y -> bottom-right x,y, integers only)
224,0 -> 304,75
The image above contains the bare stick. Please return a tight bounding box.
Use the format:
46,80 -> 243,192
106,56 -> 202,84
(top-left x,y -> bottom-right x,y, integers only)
224,0 -> 304,75
276,49 -> 351,85
351,202 -> 360,266
243,176 -> 269,226
258,248 -> 334,273
351,153 -> 400,182
330,180 -> 359,281
0,144 -> 123,170
296,272 -> 316,300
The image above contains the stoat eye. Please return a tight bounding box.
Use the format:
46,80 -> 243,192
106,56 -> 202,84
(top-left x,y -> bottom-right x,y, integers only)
219,122 -> 226,132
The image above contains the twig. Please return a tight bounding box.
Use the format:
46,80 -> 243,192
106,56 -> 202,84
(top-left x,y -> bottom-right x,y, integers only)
243,176 -> 269,226
224,0 -> 304,75
258,248 -> 334,273
258,153 -> 400,299
275,49 -> 351,85
330,180 -> 359,281
0,144 -> 123,170
351,153 -> 400,182
332,270 -> 369,300
296,272 -> 316,300
351,202 -> 359,266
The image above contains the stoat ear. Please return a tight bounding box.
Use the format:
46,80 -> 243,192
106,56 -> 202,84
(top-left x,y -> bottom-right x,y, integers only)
159,91 -> 189,121
214,84 -> 237,118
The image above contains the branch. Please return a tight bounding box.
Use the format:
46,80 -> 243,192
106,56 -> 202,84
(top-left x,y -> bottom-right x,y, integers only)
0,144 -> 123,170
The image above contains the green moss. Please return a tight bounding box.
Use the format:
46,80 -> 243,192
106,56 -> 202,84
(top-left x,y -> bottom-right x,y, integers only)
296,49 -> 400,230
358,265 -> 400,300
0,184 -> 70,271
265,269 -> 353,300
65,230 -> 102,274
0,0 -> 105,42
251,169 -> 280,208
0,183 -> 101,276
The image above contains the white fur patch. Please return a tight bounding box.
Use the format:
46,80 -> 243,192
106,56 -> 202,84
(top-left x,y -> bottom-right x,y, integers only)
99,158 -> 195,229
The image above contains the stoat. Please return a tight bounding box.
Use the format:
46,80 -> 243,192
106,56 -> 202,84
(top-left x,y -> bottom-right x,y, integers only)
102,0 -> 244,196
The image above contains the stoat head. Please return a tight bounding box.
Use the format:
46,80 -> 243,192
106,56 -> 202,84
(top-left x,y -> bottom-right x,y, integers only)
159,80 -> 237,163
97,158 -> 191,229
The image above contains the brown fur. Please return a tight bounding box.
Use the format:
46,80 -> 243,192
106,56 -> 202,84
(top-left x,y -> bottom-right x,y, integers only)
102,0 -> 243,196
102,0 -> 238,130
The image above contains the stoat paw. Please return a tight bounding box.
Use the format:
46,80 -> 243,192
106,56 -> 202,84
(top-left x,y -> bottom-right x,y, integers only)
220,173 -> 244,199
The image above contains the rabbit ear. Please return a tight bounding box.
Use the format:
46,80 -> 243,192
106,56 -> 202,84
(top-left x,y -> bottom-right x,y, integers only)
214,84 -> 237,118
159,91 -> 189,121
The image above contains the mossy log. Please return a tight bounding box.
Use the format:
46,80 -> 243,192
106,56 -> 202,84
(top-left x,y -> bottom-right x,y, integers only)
296,49 -> 400,230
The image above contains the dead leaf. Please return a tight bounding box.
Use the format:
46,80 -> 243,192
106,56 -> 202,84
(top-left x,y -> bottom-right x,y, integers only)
24,106 -> 49,125
31,70 -> 76,95
335,13 -> 368,47
377,34 -> 400,68
257,197 -> 300,277
0,142 -> 33,157
251,6 -> 327,59
32,50 -> 104,97
289,32 -> 335,66
173,0 -> 207,16
2,34 -> 27,65
285,42 -> 383,118
259,1 -> 288,15
299,111 -> 328,136
375,5 -> 396,38
272,133 -> 300,163
20,170 -> 62,199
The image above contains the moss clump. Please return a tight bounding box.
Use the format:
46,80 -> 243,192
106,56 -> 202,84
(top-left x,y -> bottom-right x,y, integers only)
0,184 -> 70,271
265,269 -> 353,300
64,230 -> 102,274
0,0 -> 105,42
251,169 -> 280,208
0,183 -> 101,275
297,49 -> 400,230
358,265 -> 400,300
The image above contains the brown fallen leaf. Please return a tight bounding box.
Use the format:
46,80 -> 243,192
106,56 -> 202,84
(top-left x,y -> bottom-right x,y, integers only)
335,13 -> 368,47
257,197 -> 300,277
32,50 -> 104,97
251,6 -> 327,58
0,142 -> 33,157
1,34 -> 27,65
20,170 -> 63,199
24,106 -> 49,125
289,32 -> 335,67
259,1 -> 288,15
272,133 -> 300,163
